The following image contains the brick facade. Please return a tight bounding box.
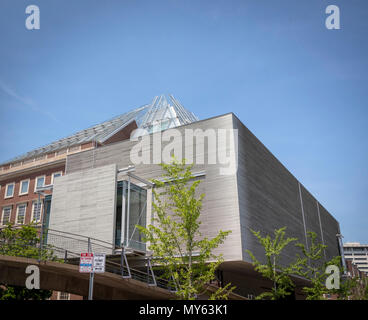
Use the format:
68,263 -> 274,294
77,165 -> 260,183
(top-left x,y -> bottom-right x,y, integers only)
0,165 -> 65,226
0,124 -> 137,228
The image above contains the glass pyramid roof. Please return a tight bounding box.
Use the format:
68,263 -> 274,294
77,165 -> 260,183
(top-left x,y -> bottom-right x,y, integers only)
2,94 -> 199,166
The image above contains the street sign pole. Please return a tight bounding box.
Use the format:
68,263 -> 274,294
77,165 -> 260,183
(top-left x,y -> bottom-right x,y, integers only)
88,238 -> 94,300
88,272 -> 94,300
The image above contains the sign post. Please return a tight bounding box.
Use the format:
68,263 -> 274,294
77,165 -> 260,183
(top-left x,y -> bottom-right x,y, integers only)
87,238 -> 93,301
88,270 -> 94,300
79,251 -> 94,300
79,251 -> 106,300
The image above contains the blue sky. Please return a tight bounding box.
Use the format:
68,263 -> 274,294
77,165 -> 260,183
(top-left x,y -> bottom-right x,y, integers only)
0,0 -> 367,243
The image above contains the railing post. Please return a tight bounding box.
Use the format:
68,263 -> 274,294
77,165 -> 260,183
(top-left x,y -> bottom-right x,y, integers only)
64,250 -> 68,263
147,258 -> 156,287
126,177 -> 131,247
121,246 -> 131,279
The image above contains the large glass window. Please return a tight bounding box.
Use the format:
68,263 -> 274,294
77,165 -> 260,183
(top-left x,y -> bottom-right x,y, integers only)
52,172 -> 62,184
35,176 -> 45,192
20,180 -> 30,195
5,183 -> 14,198
32,201 -> 42,223
115,180 -> 147,251
1,207 -> 11,225
16,203 -> 27,225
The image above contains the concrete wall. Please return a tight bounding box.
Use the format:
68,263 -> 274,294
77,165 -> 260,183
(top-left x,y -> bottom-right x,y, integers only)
233,115 -> 340,266
49,163 -> 117,245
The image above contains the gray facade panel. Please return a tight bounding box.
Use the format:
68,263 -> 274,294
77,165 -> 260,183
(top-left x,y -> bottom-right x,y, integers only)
233,115 -> 340,266
49,163 -> 117,247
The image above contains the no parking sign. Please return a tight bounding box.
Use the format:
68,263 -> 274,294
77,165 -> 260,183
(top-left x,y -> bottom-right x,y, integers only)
79,253 -> 93,273
79,252 -> 105,273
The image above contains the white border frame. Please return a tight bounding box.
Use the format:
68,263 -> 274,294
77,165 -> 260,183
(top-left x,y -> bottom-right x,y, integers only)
4,182 -> 15,199
31,201 -> 43,224
19,179 -> 30,196
51,171 -> 63,185
15,203 -> 27,225
1,206 -> 12,226
34,175 -> 46,192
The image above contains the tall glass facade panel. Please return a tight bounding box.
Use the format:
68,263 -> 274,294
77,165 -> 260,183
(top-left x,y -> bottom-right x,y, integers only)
115,181 -> 147,251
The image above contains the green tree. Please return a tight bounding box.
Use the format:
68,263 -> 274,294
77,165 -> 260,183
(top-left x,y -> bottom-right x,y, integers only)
246,227 -> 304,300
323,256 -> 361,300
364,279 -> 368,300
294,231 -> 330,300
0,223 -> 58,300
295,234 -> 368,300
137,158 -> 234,300
294,232 -> 352,300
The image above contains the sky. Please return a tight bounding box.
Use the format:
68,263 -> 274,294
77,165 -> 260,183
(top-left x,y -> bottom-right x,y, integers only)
0,0 -> 367,244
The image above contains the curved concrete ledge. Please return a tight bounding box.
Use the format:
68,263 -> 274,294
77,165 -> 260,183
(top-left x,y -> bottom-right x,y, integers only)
0,255 -> 174,300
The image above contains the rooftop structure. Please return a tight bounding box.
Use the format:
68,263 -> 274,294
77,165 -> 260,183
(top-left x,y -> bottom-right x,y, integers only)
0,94 -> 198,167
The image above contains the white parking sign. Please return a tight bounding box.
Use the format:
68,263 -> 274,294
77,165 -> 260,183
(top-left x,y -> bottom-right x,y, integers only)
93,253 -> 106,273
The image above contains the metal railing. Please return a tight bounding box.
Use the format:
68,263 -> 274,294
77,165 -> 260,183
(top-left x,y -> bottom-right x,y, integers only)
0,227 -> 174,292
45,228 -> 115,259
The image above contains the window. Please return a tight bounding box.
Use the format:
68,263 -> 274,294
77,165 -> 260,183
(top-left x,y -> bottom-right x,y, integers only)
31,201 -> 43,223
1,206 -> 11,225
19,179 -> 30,195
115,181 -> 147,250
353,253 -> 365,257
34,176 -> 45,192
58,292 -> 70,300
5,183 -> 15,198
16,203 -> 27,225
51,172 -> 62,184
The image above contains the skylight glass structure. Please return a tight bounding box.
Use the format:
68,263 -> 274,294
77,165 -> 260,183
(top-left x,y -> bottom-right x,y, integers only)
1,94 -> 198,166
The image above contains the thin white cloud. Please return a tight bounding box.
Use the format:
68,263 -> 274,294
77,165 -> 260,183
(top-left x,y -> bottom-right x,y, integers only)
0,80 -> 59,122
